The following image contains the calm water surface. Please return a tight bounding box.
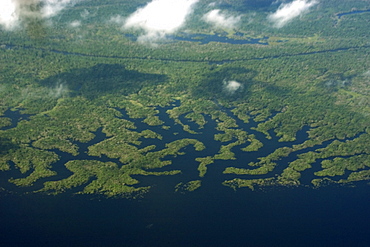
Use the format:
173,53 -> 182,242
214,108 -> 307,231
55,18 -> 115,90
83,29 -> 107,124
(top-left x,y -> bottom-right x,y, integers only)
1,183 -> 370,247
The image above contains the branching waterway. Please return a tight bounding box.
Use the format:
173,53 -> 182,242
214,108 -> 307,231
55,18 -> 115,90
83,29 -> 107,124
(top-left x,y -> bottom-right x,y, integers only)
0,99 -> 365,195
0,109 -> 33,130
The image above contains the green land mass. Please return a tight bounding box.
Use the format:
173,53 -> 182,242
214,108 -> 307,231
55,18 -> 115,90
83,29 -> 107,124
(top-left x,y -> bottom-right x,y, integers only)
0,0 -> 370,197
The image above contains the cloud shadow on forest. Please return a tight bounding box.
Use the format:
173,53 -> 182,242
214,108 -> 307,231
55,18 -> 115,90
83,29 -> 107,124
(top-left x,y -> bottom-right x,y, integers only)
192,66 -> 289,101
40,64 -> 168,100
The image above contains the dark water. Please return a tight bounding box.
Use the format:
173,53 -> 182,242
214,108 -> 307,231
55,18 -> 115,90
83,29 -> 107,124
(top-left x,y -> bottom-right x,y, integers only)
337,9 -> 370,18
208,46 -> 370,65
0,109 -> 33,130
1,106 -> 370,246
171,33 -> 269,45
125,33 -> 269,45
1,183 -> 370,247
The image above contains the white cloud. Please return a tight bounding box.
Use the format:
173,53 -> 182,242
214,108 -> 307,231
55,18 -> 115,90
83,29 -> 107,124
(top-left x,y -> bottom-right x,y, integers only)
268,0 -> 318,28
69,20 -> 81,27
0,0 -> 79,30
49,82 -> 68,98
203,9 -> 241,29
122,0 -> 199,43
41,0 -> 78,18
0,0 -> 20,30
223,80 -> 242,94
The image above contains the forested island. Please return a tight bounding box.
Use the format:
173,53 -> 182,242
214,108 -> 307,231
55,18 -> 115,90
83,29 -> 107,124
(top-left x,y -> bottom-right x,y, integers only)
0,0 -> 369,197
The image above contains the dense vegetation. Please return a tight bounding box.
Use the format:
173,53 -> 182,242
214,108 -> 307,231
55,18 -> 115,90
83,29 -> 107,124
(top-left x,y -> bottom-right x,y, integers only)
0,0 -> 369,197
